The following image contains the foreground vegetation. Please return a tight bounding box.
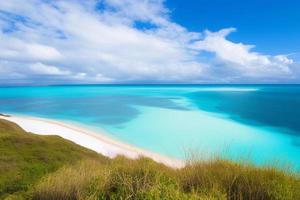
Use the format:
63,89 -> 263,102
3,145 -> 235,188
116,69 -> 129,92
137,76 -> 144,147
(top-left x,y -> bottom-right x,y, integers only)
0,119 -> 104,199
0,119 -> 299,200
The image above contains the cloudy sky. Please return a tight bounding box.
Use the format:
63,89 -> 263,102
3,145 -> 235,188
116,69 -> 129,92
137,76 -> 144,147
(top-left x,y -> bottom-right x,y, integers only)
0,0 -> 299,85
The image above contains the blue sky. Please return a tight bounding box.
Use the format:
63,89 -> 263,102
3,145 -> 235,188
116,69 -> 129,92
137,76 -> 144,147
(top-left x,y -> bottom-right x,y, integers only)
167,0 -> 300,55
0,0 -> 299,85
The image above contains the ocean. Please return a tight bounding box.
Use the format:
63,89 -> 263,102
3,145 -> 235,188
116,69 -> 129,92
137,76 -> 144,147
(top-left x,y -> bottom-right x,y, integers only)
0,85 -> 299,167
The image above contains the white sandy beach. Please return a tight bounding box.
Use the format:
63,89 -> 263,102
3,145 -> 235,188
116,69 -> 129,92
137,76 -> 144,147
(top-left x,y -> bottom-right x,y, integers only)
0,114 -> 184,168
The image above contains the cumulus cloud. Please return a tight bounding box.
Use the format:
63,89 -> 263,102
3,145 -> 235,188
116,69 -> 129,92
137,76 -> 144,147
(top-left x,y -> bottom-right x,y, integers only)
192,28 -> 294,78
0,0 -> 298,85
29,63 -> 70,75
0,33 -> 62,62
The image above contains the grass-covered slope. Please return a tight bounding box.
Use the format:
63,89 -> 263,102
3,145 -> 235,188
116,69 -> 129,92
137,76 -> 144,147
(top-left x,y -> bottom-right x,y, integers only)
0,119 -> 107,199
32,158 -> 300,200
0,119 -> 299,200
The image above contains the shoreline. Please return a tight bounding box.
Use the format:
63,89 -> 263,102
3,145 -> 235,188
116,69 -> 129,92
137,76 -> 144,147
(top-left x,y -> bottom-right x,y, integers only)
0,114 -> 185,168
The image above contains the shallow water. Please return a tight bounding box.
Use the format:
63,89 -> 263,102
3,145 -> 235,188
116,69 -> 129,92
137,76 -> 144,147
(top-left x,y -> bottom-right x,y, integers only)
0,85 -> 299,167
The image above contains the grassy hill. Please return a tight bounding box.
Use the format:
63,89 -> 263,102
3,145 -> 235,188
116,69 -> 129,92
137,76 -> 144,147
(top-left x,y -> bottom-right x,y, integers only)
0,119 -> 299,200
0,119 -> 107,199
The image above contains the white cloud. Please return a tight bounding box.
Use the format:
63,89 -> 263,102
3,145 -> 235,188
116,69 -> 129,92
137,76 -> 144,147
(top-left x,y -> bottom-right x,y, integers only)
0,34 -> 62,62
192,28 -> 294,77
103,0 -> 168,24
0,0 -> 298,84
29,62 -> 70,75
274,55 -> 294,65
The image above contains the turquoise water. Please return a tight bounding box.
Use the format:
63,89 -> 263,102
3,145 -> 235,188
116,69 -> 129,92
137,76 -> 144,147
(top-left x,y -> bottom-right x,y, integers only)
0,85 -> 299,167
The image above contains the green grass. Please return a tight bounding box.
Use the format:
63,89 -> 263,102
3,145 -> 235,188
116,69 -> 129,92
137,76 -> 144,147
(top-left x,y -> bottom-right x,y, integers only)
0,119 -> 299,200
0,119 -> 108,199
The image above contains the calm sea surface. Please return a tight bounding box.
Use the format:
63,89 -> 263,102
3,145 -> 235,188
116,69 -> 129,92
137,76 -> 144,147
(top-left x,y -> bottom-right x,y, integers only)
0,85 -> 299,167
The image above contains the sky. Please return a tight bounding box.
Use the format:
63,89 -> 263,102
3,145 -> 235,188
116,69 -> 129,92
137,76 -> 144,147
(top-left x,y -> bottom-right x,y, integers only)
0,0 -> 299,85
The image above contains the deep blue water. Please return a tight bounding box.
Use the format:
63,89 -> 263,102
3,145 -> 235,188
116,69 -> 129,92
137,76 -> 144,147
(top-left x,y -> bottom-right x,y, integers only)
188,85 -> 300,136
0,85 -> 299,167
